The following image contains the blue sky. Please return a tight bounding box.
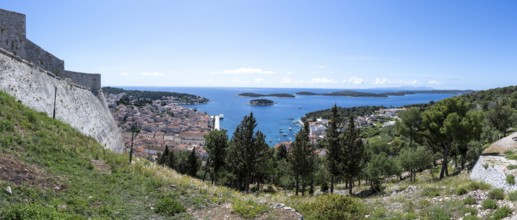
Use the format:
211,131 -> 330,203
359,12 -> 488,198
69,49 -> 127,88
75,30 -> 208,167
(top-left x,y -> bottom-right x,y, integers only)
2,0 -> 516,89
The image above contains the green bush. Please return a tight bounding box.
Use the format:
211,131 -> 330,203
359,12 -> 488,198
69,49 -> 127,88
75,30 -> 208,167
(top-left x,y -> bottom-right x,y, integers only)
1,204 -> 69,219
482,199 -> 497,209
232,199 -> 268,219
300,194 -> 365,220
463,215 -> 480,220
491,206 -> 512,220
506,174 -> 516,185
467,181 -> 491,191
489,189 -> 505,200
507,165 -> 517,170
155,197 -> 186,216
507,191 -> 517,201
463,196 -> 476,205
462,207 -> 478,216
0,120 -> 14,132
426,207 -> 452,220
422,187 -> 440,197
456,186 -> 468,195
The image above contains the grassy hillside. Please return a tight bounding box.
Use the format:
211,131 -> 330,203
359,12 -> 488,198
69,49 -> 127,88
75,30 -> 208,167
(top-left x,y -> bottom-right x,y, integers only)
0,91 -> 287,219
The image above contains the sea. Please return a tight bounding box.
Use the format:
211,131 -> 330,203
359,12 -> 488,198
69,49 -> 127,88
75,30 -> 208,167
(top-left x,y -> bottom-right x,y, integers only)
122,87 -> 458,146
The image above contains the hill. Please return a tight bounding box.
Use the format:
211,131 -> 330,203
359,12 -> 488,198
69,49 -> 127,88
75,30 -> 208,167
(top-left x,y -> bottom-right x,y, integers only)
238,93 -> 295,98
0,91 -> 299,219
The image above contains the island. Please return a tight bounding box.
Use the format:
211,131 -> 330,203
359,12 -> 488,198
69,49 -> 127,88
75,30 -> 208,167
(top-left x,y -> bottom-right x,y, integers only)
249,99 -> 275,106
296,90 -> 387,97
238,92 -> 295,98
296,89 -> 473,98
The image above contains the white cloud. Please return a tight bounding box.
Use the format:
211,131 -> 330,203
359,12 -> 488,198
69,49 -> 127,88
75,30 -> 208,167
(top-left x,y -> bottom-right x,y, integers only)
213,67 -> 275,75
280,77 -> 305,84
120,72 -> 131,76
140,72 -> 165,76
373,78 -> 388,85
428,80 -> 442,85
254,78 -> 265,83
317,65 -> 326,69
309,77 -> 336,84
373,78 -> 417,86
343,77 -> 364,84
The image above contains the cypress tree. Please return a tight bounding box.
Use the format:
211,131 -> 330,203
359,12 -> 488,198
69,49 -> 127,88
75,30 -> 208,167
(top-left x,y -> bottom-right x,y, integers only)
342,116 -> 366,195
326,104 -> 342,193
289,121 -> 316,196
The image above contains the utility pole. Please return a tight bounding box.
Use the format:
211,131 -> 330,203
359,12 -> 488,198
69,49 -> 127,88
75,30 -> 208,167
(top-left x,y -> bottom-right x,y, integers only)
52,86 -> 57,119
129,123 -> 140,163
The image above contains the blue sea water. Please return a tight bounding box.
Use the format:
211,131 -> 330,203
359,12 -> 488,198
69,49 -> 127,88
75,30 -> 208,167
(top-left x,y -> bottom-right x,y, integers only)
122,87 -> 457,146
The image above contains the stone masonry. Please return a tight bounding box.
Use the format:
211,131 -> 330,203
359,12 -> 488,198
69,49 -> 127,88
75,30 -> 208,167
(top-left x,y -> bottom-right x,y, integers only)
0,8 -> 124,152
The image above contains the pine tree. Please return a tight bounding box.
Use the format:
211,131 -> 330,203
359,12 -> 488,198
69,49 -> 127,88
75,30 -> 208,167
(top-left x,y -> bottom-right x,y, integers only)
341,115 -> 366,195
289,121 -> 316,196
226,112 -> 269,192
326,104 -> 342,193
204,130 -> 229,184
186,148 -> 198,177
167,149 -> 176,170
158,145 -> 170,166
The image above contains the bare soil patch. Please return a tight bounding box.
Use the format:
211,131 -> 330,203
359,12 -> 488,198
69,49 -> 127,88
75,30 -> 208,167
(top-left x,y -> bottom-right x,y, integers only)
0,155 -> 64,190
90,159 -> 111,173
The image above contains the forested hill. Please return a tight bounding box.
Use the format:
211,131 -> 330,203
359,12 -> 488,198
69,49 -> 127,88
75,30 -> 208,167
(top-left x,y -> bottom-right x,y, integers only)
102,87 -> 209,104
459,85 -> 517,109
304,106 -> 383,121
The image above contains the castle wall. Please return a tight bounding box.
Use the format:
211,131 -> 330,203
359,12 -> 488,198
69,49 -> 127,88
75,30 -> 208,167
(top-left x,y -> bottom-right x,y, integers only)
0,48 -> 124,152
0,9 -> 64,77
62,70 -> 101,92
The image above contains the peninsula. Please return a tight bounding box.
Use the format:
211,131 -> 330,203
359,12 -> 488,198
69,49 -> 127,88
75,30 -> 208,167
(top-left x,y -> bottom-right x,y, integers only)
296,89 -> 472,98
238,92 -> 295,98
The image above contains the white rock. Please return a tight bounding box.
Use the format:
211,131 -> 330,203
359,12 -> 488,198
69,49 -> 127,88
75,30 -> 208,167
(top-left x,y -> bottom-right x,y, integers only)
5,186 -> 12,195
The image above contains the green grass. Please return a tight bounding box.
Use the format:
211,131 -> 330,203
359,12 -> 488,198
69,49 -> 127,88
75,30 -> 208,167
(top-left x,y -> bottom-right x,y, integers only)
506,165 -> 517,170
482,199 -> 498,209
506,174 -> 515,185
491,206 -> 512,220
231,198 -> 268,219
488,189 -> 505,200
0,91 -> 251,219
507,191 -> 517,201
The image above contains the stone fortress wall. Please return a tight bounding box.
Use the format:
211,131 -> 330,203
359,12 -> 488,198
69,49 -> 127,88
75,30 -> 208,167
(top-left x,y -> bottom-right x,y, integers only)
0,8 -> 124,152
0,9 -> 99,92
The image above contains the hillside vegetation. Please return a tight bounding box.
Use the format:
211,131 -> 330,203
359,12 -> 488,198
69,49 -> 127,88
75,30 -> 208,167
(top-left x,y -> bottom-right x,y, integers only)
0,91 -> 295,219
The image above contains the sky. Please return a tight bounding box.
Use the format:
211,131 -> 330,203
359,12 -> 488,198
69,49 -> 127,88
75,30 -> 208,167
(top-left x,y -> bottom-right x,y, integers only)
1,0 -> 516,90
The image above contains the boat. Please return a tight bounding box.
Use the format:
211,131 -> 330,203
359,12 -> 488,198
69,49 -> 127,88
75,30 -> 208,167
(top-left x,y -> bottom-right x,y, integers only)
219,114 -> 224,119
288,116 -> 295,120
289,127 -> 292,131
298,105 -> 301,109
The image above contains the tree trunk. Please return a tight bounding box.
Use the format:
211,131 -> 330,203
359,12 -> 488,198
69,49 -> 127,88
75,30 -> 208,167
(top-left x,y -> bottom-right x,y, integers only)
301,181 -> 305,196
295,176 -> 299,196
439,144 -> 449,179
330,176 -> 334,193
348,177 -> 353,195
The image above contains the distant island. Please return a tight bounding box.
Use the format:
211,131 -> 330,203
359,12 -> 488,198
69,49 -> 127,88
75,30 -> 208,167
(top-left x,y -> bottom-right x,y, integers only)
296,89 -> 473,98
102,87 -> 209,105
249,99 -> 275,106
238,92 -> 295,98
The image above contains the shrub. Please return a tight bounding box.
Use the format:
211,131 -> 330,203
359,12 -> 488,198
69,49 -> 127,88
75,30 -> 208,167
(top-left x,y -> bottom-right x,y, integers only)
155,197 -> 186,216
507,191 -> 517,201
462,207 -> 478,215
422,187 -> 440,197
0,120 -> 14,132
232,198 -> 268,219
489,189 -> 505,200
301,194 -> 365,220
456,186 -> 468,195
467,181 -> 491,191
483,163 -> 489,169
507,165 -> 517,170
463,196 -> 476,205
491,206 -> 512,220
426,207 -> 452,220
463,215 -> 480,220
482,199 -> 497,209
1,204 -> 68,219
506,174 -> 516,185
